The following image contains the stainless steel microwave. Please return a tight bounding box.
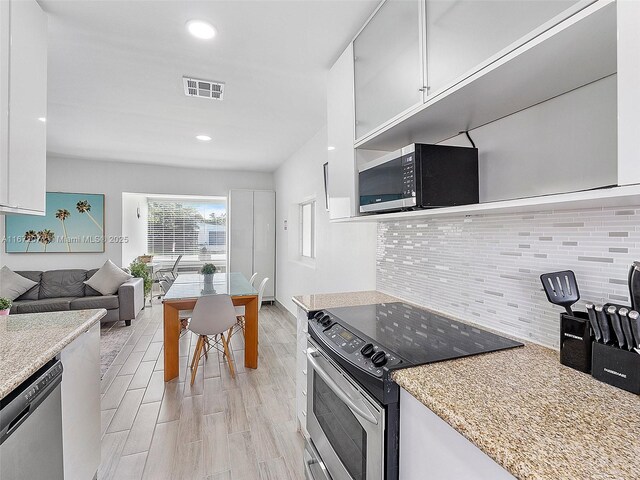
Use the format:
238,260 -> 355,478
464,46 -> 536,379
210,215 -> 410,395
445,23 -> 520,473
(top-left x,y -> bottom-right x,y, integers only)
358,143 -> 479,214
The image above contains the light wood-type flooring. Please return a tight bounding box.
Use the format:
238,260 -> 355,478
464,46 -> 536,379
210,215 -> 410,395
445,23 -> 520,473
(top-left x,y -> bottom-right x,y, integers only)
99,301 -> 304,480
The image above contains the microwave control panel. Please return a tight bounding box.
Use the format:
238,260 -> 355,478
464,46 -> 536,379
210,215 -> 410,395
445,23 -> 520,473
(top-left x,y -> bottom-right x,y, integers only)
402,154 -> 416,198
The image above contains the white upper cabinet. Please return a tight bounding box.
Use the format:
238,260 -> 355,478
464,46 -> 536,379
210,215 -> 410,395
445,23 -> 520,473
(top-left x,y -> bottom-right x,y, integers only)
353,0 -> 425,141
327,44 -> 357,219
425,0 -> 580,97
0,0 -> 47,215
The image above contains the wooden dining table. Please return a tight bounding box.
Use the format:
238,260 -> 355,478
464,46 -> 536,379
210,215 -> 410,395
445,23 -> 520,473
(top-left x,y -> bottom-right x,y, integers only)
162,272 -> 259,382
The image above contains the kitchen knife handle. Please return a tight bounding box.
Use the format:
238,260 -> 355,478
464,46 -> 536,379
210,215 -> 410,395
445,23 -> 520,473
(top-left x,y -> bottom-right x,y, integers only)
617,308 -> 635,351
595,305 -> 612,345
607,306 -> 626,349
628,310 -> 640,351
585,303 -> 602,342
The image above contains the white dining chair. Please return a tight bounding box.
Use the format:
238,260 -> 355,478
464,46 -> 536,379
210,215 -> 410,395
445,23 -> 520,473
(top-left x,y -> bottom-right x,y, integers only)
188,294 -> 238,385
235,272 -> 259,318
234,277 -> 269,338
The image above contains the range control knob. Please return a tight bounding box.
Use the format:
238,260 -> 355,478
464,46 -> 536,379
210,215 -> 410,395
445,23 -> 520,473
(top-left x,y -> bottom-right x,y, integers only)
360,343 -> 375,357
320,315 -> 332,327
371,351 -> 387,367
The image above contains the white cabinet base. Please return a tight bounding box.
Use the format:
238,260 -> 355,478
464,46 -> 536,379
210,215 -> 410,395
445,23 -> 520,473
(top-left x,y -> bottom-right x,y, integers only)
400,388 -> 514,480
61,323 -> 101,480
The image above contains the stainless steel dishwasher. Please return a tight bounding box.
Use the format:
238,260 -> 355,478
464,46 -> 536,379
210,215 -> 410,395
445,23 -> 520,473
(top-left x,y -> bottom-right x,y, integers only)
0,359 -> 64,480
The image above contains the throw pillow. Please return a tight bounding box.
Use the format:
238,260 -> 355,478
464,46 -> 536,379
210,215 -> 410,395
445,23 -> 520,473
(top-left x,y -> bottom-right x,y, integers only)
84,260 -> 133,296
0,266 -> 38,301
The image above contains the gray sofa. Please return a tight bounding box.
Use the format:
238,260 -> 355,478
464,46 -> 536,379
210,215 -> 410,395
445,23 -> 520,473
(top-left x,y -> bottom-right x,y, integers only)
9,268 -> 144,325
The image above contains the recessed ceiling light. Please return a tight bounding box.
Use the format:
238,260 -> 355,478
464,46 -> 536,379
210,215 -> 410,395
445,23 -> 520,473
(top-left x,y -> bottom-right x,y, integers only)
38,117 -> 46,122
196,135 -> 212,142
186,20 -> 216,40
327,146 -> 335,151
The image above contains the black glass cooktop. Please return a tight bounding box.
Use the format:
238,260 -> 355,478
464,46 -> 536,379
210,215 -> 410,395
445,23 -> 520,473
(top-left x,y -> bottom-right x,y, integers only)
325,302 -> 523,366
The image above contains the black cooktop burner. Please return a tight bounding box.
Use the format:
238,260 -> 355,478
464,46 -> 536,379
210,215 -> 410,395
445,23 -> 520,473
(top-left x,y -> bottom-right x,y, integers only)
325,302 -> 523,366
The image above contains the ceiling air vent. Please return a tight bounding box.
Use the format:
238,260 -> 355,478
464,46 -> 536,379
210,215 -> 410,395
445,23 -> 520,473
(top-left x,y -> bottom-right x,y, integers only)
182,76 -> 225,100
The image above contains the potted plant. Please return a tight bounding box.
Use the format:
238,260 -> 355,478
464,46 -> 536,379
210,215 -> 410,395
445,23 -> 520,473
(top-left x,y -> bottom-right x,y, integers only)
0,297 -> 12,316
129,259 -> 153,298
200,263 -> 217,285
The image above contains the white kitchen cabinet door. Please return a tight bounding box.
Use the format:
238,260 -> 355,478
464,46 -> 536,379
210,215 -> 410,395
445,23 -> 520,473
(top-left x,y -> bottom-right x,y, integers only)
399,388 -> 514,480
353,0 -> 425,141
327,43 -> 357,219
0,0 -> 47,215
60,323 -> 101,480
252,190 -> 275,300
0,1 -> 9,207
425,0 -> 579,98
229,189 -> 276,301
295,307 -> 309,437
229,189 -> 255,279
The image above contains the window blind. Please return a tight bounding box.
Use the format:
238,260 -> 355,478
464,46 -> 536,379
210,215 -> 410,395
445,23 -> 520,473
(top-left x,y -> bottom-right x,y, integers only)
147,198 -> 227,256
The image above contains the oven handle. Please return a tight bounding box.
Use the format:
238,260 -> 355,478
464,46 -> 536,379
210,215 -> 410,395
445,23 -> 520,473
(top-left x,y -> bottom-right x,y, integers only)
307,348 -> 378,425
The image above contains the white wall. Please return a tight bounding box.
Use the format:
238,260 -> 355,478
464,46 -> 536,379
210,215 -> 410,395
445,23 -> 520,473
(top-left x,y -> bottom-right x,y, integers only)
1,156 -> 273,271
275,127 -> 377,313
121,192 -> 148,267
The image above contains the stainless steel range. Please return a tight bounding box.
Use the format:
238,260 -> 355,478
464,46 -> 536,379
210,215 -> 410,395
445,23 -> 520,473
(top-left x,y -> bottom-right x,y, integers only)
304,302 -> 523,480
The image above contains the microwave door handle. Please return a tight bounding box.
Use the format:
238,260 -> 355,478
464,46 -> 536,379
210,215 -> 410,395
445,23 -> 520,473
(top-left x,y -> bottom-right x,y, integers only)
307,349 -> 378,425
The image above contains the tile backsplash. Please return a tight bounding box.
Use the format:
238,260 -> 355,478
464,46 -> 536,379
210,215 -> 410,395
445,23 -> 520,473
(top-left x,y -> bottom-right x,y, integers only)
376,206 -> 640,348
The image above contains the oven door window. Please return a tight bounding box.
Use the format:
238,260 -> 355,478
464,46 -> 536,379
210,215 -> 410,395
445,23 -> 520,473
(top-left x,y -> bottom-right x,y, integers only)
359,157 -> 404,207
313,374 -> 367,480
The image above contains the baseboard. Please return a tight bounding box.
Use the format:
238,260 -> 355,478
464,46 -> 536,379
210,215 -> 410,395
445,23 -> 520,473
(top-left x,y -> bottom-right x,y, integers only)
274,299 -> 296,326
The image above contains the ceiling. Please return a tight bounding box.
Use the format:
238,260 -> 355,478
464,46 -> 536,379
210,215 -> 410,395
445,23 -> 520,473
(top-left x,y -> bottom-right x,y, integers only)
41,0 -> 378,171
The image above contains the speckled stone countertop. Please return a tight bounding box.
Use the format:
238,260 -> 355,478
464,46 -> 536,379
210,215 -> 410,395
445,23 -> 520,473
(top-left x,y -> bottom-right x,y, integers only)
0,309 -> 106,400
292,291 -> 401,312
393,343 -> 640,480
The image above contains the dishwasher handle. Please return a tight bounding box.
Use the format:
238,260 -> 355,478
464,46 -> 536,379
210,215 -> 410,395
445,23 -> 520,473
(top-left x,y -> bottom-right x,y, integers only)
0,360 -> 63,445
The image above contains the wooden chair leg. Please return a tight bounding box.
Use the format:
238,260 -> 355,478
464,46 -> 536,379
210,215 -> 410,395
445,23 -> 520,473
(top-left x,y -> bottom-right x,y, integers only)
190,337 -> 203,385
190,336 -> 202,370
203,335 -> 209,360
221,330 -> 236,379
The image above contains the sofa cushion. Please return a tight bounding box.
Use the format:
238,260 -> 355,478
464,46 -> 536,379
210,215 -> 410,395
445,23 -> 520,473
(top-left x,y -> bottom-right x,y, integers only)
15,297 -> 76,314
70,295 -> 119,311
0,266 -> 38,301
84,260 -> 132,296
14,271 -> 42,301
39,269 -> 87,299
84,269 -> 102,296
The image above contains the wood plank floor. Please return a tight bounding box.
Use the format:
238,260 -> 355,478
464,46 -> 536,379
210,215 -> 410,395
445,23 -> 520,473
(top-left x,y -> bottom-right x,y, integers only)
99,302 -> 304,480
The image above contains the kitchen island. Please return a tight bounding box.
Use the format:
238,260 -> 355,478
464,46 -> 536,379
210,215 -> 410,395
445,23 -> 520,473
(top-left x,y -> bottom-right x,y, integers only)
0,309 -> 105,399
0,309 -> 106,480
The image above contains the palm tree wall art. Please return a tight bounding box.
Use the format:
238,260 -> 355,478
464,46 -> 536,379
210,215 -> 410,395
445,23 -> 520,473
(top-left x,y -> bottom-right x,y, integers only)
37,229 -> 54,252
4,192 -> 105,253
24,230 -> 37,252
76,200 -> 103,233
55,209 -> 72,252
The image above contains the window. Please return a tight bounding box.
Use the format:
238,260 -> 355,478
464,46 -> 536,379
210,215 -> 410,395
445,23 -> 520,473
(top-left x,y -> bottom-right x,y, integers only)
300,200 -> 315,258
147,197 -> 227,262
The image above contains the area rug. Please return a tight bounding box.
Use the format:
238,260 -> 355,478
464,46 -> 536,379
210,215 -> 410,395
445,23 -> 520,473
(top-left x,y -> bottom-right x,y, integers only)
100,322 -> 134,377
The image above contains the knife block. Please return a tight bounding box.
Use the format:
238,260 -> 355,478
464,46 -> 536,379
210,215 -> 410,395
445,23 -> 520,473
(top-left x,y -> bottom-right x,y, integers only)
592,342 -> 640,394
560,311 -> 592,373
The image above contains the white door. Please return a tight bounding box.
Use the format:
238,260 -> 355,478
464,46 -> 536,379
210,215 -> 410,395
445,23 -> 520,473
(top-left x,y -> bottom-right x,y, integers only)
229,190 -> 255,279
252,190 -> 275,300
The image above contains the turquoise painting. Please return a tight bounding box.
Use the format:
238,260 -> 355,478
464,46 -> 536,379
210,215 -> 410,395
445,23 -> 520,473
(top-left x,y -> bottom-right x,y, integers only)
5,192 -> 105,253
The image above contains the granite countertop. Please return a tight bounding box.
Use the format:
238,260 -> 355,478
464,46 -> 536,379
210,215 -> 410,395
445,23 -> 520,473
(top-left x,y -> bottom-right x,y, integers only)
0,309 -> 106,400
393,343 -> 640,480
292,291 -> 401,312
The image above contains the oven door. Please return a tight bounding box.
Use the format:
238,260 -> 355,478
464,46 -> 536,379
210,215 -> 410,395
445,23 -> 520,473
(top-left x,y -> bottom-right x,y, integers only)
306,340 -> 384,480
